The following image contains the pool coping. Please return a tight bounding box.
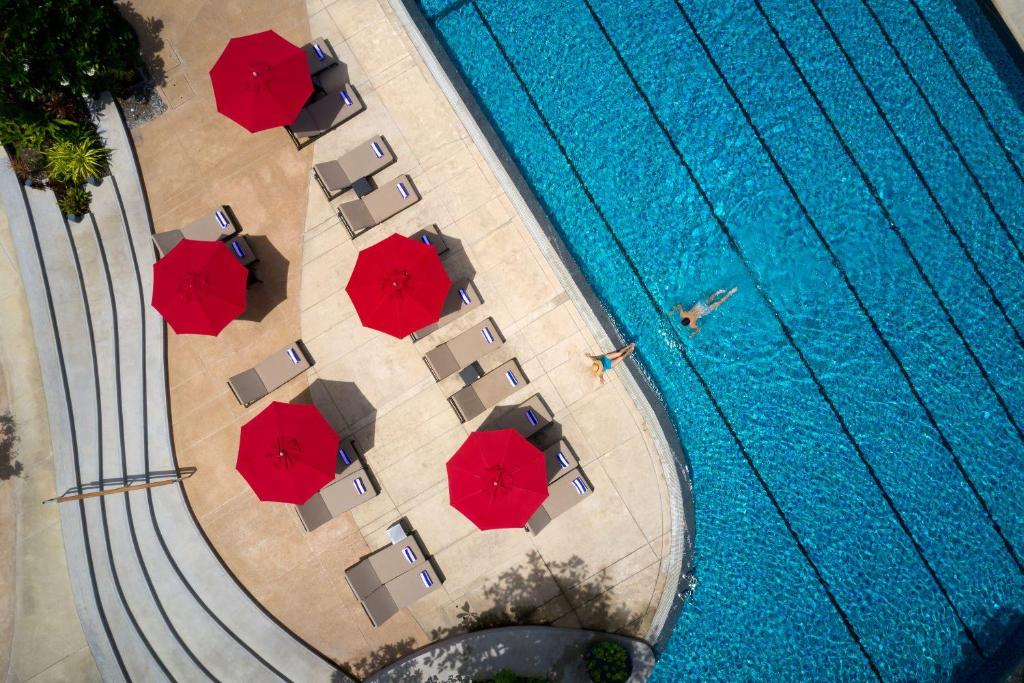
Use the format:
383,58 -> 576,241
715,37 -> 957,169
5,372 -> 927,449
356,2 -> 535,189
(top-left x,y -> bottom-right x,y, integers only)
388,0 -> 695,651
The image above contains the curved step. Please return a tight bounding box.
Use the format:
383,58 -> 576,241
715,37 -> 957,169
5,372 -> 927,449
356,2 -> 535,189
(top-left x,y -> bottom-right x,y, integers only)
0,97 -> 349,682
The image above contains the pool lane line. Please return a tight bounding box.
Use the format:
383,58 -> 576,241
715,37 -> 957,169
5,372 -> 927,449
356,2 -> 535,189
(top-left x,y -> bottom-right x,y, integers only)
753,0 -> 1024,574
587,0 -> 983,658
467,2 -> 884,678
110,175 -> 297,682
19,185 -> 130,681
904,0 -> 1024,185
88,211 -> 218,681
63,215 -> 174,678
840,0 -> 1022,355
859,0 -> 1024,265
805,0 -> 1024,446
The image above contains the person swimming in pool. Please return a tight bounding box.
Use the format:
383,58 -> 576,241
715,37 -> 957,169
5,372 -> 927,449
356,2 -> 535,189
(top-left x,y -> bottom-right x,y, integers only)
585,342 -> 636,385
670,288 -> 738,337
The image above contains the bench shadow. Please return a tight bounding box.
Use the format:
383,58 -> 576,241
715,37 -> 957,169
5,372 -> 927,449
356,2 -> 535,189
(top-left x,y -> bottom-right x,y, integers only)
238,235 -> 289,323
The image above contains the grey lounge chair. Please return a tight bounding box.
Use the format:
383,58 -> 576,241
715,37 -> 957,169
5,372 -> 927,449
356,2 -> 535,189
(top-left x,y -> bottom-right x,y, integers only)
296,438 -> 373,531
152,206 -> 238,256
313,135 -> 395,199
486,394 -> 553,439
424,318 -> 504,381
543,440 -> 579,484
287,83 -> 365,148
408,224 -> 448,257
525,468 -> 593,535
296,468 -> 377,531
345,537 -> 428,600
226,235 -> 258,268
303,37 -> 338,75
360,564 -> 442,627
337,174 -> 420,238
448,359 -> 528,423
227,341 -> 311,407
411,280 -> 482,341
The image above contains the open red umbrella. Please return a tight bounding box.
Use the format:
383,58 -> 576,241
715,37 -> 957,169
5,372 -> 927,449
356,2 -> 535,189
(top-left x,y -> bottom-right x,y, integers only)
210,30 -> 312,132
446,429 -> 549,530
151,239 -> 247,336
345,234 -> 452,338
236,402 -> 339,504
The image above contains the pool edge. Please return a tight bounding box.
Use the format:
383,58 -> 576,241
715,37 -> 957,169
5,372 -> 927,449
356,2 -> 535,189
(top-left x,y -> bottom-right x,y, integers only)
387,0 -> 696,653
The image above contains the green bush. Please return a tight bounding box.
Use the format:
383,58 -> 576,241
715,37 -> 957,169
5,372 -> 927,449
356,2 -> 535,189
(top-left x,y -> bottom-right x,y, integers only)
46,135 -> 110,184
584,641 -> 631,683
0,0 -> 142,103
57,186 -> 91,218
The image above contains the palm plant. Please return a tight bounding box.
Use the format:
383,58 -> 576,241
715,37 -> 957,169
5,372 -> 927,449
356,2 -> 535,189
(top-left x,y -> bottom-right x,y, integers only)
46,135 -> 110,185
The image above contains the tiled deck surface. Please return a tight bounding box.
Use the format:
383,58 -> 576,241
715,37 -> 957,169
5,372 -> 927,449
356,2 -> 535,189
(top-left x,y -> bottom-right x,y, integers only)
128,0 -> 675,675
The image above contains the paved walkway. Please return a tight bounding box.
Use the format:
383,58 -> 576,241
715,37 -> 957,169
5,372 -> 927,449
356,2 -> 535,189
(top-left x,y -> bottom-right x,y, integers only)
0,195 -> 100,683
366,626 -> 655,683
0,98 -> 345,681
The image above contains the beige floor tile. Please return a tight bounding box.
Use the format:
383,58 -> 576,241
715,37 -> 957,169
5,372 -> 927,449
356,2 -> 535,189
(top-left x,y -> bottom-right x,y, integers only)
569,383 -> 641,457
599,434 -> 667,544
399,489 -> 475,554
325,0 -> 387,40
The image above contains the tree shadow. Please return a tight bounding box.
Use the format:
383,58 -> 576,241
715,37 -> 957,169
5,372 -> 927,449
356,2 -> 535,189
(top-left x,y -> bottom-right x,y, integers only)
0,412 -> 22,480
238,236 -> 289,323
950,607 -> 1024,682
344,637 -> 419,679
116,2 -> 167,87
344,550 -> 636,679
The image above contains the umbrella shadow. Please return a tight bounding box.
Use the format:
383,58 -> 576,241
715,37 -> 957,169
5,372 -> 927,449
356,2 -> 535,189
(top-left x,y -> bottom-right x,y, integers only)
319,39 -> 351,87
432,225 -> 477,284
306,378 -> 377,452
238,235 -> 289,323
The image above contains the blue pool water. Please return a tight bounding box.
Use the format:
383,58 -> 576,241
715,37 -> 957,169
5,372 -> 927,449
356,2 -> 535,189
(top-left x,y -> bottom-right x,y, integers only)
411,0 -> 1024,679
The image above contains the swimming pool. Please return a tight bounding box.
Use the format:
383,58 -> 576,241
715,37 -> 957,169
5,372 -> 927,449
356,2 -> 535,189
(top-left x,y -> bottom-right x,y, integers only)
408,0 -> 1024,679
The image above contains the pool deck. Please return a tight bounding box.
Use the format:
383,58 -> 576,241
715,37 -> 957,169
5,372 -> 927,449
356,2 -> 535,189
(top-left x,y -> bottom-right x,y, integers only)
125,0 -> 685,675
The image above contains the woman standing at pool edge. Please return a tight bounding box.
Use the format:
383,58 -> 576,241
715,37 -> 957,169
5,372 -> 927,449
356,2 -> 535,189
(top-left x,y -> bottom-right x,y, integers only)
671,288 -> 738,337
586,342 -> 636,384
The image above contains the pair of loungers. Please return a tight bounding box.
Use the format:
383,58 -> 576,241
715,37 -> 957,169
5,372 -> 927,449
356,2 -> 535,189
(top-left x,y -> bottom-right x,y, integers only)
345,533 -> 442,627
227,341 -> 312,407
152,206 -> 259,274
296,438 -> 378,531
287,38 -> 366,148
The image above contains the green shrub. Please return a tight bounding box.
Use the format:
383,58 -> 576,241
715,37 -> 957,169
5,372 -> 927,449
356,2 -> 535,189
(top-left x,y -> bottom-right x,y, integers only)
46,135 -> 110,184
57,186 -> 91,218
0,0 -> 142,103
584,641 -> 631,683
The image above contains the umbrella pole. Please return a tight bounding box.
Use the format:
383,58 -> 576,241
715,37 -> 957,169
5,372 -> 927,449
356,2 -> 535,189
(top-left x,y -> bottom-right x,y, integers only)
43,467 -> 197,504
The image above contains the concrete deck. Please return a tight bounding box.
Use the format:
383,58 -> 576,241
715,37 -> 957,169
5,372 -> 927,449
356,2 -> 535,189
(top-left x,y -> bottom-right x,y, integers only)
121,0 -> 684,676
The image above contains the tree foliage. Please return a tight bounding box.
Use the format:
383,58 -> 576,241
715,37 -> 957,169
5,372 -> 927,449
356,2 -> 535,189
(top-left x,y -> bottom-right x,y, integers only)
0,0 -> 142,106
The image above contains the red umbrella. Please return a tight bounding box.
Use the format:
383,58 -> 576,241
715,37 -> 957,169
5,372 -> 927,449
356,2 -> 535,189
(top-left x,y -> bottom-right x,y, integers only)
236,402 -> 339,504
151,239 -> 247,336
446,429 -> 549,530
345,234 -> 452,338
210,30 -> 313,132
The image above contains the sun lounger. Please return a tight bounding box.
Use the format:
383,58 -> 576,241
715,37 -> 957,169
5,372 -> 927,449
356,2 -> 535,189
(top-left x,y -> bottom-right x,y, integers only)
226,235 -> 258,267
424,318 -> 504,381
360,564 -> 442,627
303,37 -> 338,75
543,440 -> 579,484
287,83 -> 365,148
313,135 -> 396,199
345,536 -> 428,600
448,359 -> 527,423
487,394 -> 554,439
295,438 -> 368,531
525,468 -> 593,535
411,280 -> 482,341
408,224 -> 448,257
337,174 -> 420,238
152,206 -> 238,256
227,341 -> 311,407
